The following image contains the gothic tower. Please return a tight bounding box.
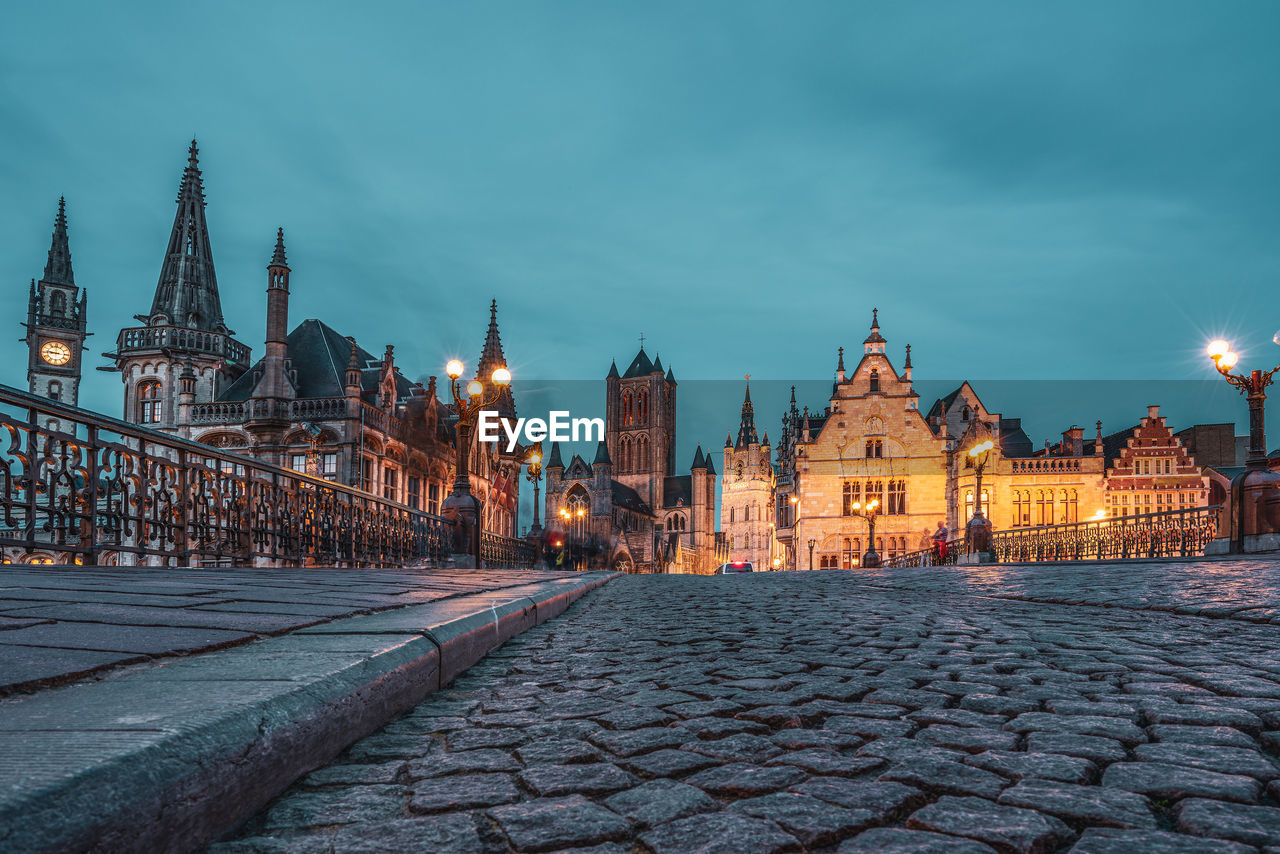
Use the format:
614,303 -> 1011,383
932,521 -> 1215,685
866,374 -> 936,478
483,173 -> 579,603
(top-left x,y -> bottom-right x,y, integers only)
106,140 -> 250,430
720,380 -> 775,567
605,345 -> 677,509
24,197 -> 89,405
476,299 -> 515,418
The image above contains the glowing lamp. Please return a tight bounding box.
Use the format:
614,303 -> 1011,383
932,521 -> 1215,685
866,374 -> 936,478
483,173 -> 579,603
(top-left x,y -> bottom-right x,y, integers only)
1219,352 -> 1240,370
491,367 -> 511,386
445,359 -> 464,379
466,380 -> 484,397
1206,339 -> 1230,360
528,452 -> 541,465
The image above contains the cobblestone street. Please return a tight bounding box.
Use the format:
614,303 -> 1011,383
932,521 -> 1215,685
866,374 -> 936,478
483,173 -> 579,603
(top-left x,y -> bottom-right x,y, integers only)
215,560 -> 1280,853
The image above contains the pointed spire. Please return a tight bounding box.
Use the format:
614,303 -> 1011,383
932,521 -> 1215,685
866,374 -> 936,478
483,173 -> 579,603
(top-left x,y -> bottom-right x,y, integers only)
547,442 -> 564,468
653,353 -> 663,374
607,360 -> 620,379
863,306 -> 886,349
270,227 -> 288,267
150,139 -> 228,332
789,385 -> 798,418
692,446 -> 705,469
704,454 -> 715,475
736,379 -> 759,448
666,366 -> 676,383
837,347 -> 845,373
904,344 -> 912,368
762,430 -> 770,447
593,440 -> 611,465
42,196 -> 74,286
476,299 -> 514,417
725,433 -> 733,448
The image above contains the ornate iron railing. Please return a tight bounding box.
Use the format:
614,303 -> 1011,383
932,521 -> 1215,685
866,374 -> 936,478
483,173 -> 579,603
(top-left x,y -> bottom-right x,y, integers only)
990,505 -> 1219,563
883,506 -> 1220,567
0,383 -> 455,568
481,531 -> 536,568
115,325 -> 251,364
884,538 -> 963,568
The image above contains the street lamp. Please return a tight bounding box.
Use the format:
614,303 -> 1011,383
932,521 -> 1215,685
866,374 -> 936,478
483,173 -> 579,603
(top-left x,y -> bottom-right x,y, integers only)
847,499 -> 882,568
440,358 -> 512,567
1207,337 -> 1280,552
524,443 -> 543,537
965,438 -> 996,560
807,537 -> 816,572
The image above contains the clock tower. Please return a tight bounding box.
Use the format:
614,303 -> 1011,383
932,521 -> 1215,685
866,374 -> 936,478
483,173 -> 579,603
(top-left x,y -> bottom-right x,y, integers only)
24,197 -> 89,405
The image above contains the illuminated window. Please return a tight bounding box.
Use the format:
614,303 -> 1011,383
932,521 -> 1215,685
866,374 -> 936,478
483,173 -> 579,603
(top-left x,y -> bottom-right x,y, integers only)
137,381 -> 162,423
842,481 -> 860,516
887,480 -> 906,515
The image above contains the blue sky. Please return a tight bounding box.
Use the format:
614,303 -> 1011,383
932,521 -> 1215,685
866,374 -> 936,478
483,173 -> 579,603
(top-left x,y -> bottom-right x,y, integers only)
2,2 -> 1277,451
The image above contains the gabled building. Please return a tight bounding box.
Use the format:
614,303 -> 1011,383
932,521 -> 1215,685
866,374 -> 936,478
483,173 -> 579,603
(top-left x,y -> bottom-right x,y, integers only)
1104,405 -> 1209,518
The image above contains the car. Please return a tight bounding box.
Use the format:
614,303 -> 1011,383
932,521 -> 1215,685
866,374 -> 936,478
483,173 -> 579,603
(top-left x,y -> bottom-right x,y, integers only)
714,561 -> 755,574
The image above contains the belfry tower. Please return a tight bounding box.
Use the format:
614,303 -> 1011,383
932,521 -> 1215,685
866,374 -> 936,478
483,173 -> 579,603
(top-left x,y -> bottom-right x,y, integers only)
24,198 -> 89,405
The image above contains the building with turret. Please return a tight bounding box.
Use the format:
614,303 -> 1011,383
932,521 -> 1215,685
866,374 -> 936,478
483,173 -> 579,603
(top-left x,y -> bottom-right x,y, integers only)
98,141 -> 519,538
544,346 -> 720,573
720,382 -> 776,568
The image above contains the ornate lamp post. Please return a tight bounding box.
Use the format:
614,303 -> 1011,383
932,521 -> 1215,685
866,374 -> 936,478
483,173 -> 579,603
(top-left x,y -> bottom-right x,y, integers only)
524,442 -> 543,537
807,537 -> 816,572
1207,338 -> 1280,552
440,358 -> 511,567
965,438 -> 996,561
848,498 -> 881,568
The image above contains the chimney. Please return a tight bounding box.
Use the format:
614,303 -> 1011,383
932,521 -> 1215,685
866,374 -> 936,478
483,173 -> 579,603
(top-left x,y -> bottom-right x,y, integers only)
1147,404 -> 1160,423
1062,426 -> 1084,457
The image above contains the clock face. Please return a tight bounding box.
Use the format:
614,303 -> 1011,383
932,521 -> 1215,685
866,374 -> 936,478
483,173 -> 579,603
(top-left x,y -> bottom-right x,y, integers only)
40,341 -> 72,366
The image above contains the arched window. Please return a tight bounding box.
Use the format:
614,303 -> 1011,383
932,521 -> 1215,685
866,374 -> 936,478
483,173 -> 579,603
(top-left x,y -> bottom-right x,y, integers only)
50,291 -> 67,317
137,381 -> 162,423
637,389 -> 648,425
637,435 -> 649,471
622,391 -> 633,426
869,370 -> 880,393
620,436 -> 632,472
962,405 -> 971,421
566,488 -> 589,538
729,507 -> 734,523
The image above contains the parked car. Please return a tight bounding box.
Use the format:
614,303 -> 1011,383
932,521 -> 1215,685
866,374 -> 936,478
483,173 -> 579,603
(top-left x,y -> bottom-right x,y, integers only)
714,561 -> 755,574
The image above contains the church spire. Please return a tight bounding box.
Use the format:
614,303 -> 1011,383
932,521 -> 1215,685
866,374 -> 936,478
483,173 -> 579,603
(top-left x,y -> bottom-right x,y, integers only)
735,379 -> 759,448
43,197 -> 74,286
476,299 -> 514,418
149,139 -> 229,333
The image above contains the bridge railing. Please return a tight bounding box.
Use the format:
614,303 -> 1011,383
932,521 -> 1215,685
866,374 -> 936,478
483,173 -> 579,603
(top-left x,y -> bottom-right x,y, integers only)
0,383 -> 458,568
481,531 -> 536,568
883,505 -> 1220,567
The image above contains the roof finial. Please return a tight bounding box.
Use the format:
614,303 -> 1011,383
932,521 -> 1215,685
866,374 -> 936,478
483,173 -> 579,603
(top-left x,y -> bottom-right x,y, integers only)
271,227 -> 288,266
837,347 -> 845,373
872,307 -> 879,329
188,138 -> 199,164
638,331 -> 645,350
42,196 -> 74,286
904,344 -> 912,368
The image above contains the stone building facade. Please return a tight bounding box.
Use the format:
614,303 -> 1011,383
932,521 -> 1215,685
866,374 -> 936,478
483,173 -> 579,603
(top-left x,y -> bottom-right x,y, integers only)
99,141 -> 519,538
544,347 -> 719,573
1104,405 -> 1209,518
720,383 -> 777,568
23,198 -> 89,410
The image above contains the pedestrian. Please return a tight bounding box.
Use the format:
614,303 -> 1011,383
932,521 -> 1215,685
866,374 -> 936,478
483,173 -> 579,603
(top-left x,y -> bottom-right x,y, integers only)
918,528 -> 934,566
932,521 -> 950,563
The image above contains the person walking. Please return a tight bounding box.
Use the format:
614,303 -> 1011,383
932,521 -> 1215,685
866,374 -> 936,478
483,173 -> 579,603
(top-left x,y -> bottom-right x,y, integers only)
932,521 -> 950,563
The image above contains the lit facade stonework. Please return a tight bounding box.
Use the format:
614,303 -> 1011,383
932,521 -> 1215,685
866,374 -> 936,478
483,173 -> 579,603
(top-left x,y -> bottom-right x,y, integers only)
544,348 -> 718,573
774,313 -> 949,570
97,141 -> 518,538
720,383 -> 777,568
1105,405 -> 1209,518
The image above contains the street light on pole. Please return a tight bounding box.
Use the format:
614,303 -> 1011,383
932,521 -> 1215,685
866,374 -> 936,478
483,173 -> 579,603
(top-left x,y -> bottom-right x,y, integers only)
440,358 -> 511,567
847,499 -> 881,568
807,537 -> 816,572
965,438 -> 996,562
1206,337 -> 1280,552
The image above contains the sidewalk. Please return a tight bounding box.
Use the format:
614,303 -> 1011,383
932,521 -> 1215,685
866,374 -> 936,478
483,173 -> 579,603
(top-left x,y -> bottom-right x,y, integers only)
0,565 -> 618,854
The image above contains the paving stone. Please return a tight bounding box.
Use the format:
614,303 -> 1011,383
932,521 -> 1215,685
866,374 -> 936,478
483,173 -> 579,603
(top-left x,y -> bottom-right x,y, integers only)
1043,699 -> 1141,722
686,733 -> 782,762
1005,712 -> 1147,745
1133,742 -> 1280,780
1175,797 -> 1280,846
606,745 -> 711,777
1102,761 -> 1262,804
489,795 -> 632,852
604,778 -> 717,827
1069,827 -> 1255,853
517,762 -> 634,797
907,795 -> 1072,854
446,727 -> 528,750
594,706 -> 676,729
1144,705 -> 1265,734
515,738 -> 602,765
771,728 -> 863,751
1024,732 -> 1128,764
965,750 -> 1097,784
406,749 -> 520,779
837,827 -> 998,853
685,762 -> 807,797
789,779 -> 927,819
825,716 -> 917,738
961,694 -> 1040,716
302,761 -> 405,787
916,724 -> 1021,753
1147,725 -> 1257,748
878,757 -> 1008,799
732,792 -> 873,847
766,748 -> 884,777
998,778 -> 1156,829
681,717 -> 770,738
261,786 -> 409,829
408,773 -> 520,812
736,704 -> 815,727
908,708 -> 1009,729
588,727 -> 690,757
856,736 -> 965,765
639,811 -> 801,854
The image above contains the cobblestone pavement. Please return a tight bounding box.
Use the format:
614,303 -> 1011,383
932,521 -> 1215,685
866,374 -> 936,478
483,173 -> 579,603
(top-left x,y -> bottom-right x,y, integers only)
215,560 -> 1280,853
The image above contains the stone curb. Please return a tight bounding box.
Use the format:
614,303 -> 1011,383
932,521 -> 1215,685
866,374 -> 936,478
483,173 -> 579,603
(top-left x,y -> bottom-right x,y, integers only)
0,571 -> 620,854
